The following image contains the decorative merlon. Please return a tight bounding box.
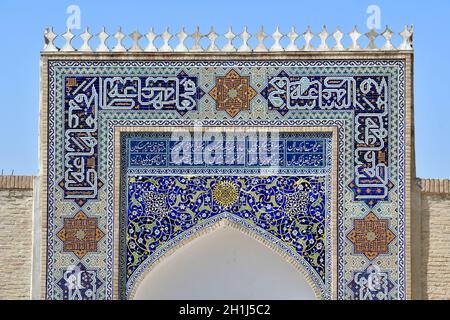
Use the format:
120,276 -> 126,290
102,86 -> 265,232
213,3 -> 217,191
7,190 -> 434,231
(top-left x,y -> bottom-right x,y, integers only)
418,179 -> 450,194
43,25 -> 413,53
0,176 -> 34,190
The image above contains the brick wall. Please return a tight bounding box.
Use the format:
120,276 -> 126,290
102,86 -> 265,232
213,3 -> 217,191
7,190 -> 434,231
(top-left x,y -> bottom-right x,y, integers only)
0,176 -> 34,299
419,179 -> 450,300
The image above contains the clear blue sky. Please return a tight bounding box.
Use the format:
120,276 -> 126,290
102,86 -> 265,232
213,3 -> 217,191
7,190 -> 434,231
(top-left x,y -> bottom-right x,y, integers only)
0,0 -> 449,178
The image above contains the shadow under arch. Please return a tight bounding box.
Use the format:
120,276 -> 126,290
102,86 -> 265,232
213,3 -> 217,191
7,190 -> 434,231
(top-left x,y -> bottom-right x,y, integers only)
125,213 -> 326,299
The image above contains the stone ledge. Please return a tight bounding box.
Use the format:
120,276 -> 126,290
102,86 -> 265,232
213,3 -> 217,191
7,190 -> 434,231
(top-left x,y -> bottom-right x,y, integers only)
418,178 -> 450,194
0,176 -> 34,190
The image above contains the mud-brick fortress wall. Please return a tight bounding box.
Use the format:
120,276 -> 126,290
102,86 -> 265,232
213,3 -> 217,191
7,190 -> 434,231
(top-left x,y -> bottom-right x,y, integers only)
418,179 -> 450,299
0,176 -> 34,299
0,176 -> 448,299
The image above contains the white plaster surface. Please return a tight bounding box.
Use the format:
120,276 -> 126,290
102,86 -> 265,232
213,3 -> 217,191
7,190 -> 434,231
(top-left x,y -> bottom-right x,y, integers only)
134,226 -> 316,300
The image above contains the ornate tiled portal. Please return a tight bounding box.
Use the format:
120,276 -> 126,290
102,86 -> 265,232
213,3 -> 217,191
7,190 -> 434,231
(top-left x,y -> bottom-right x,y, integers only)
119,130 -> 335,298
40,28 -> 413,299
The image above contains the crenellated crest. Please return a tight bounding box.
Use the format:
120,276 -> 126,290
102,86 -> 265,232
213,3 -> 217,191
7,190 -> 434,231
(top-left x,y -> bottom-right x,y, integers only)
43,25 -> 413,53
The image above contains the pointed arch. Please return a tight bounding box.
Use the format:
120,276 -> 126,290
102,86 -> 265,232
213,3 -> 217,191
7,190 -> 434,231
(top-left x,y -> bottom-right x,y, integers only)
126,214 -> 325,299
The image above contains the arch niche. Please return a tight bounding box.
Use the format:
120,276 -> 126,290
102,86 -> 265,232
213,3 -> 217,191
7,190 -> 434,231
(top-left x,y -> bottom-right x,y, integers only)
129,220 -> 319,300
